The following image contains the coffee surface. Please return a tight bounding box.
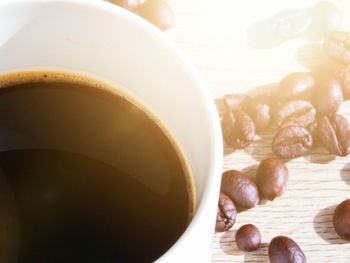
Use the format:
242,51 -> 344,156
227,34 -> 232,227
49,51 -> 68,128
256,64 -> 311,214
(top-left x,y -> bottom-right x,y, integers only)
0,72 -> 193,262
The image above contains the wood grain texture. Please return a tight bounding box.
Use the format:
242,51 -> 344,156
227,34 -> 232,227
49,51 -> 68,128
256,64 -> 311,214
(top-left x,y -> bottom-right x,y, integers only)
165,0 -> 350,262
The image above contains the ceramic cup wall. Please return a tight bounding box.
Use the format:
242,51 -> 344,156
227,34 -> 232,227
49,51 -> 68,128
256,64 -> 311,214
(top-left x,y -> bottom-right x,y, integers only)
0,0 -> 223,261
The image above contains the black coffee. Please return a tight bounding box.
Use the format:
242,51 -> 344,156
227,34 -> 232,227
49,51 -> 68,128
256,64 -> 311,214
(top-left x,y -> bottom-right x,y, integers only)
0,72 -> 194,263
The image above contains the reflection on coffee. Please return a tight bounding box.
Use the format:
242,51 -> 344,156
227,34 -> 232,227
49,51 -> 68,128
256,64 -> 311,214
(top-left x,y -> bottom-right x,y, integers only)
0,71 -> 194,263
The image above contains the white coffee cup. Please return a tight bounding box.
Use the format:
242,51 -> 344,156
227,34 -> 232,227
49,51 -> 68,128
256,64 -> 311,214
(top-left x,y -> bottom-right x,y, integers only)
0,0 -> 223,261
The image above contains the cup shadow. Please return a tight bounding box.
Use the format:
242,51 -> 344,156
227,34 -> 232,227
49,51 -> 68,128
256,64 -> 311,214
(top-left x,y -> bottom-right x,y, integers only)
313,205 -> 347,244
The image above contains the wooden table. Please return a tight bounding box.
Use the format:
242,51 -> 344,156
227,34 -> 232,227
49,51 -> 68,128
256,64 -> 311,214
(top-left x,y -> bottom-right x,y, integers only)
165,0 -> 350,262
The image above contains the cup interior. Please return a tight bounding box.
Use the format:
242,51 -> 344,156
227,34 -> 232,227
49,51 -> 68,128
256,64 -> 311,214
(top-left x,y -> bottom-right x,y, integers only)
0,0 -> 223,261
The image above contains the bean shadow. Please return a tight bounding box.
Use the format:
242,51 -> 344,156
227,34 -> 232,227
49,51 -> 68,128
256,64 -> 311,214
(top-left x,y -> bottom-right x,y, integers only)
219,229 -> 244,256
246,1 -> 341,49
244,243 -> 270,263
313,205 -> 347,244
302,146 -> 336,164
243,130 -> 276,162
242,164 -> 258,179
223,145 -> 236,156
340,163 -> 350,185
219,229 -> 270,262
246,6 -> 312,49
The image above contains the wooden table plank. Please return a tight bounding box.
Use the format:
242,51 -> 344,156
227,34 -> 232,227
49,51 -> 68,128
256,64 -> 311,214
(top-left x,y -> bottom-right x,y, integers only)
166,0 -> 350,262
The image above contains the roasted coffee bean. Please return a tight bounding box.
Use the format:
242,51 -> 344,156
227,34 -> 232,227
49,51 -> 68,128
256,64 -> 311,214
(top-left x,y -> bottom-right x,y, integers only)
252,103 -> 271,132
333,199 -> 350,241
256,158 -> 289,200
224,93 -> 271,132
335,67 -> 350,100
235,224 -> 261,252
221,110 -> 255,149
269,236 -> 307,263
324,31 -> 350,65
276,100 -> 316,130
223,94 -> 252,111
312,75 -> 343,116
137,0 -> 174,31
278,72 -> 315,101
242,100 -> 271,132
318,114 -> 350,156
221,170 -> 259,210
107,0 -> 141,10
215,192 -> 237,232
272,126 -> 312,158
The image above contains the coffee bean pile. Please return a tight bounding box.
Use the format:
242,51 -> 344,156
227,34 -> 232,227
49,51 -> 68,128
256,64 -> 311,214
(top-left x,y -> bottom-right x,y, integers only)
222,33 -> 350,159
216,157 -> 294,260
106,0 -> 173,31
217,31 -> 350,263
